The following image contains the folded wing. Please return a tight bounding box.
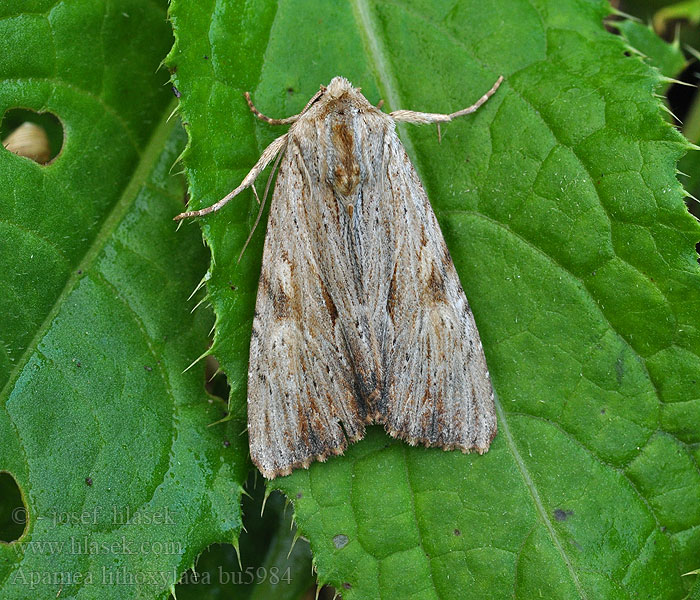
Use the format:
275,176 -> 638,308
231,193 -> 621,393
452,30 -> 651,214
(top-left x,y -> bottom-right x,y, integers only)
247,145 -> 370,479
376,134 -> 496,452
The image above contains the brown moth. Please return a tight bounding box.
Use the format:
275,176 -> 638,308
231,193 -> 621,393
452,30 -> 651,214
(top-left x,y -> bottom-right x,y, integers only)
176,76 -> 503,478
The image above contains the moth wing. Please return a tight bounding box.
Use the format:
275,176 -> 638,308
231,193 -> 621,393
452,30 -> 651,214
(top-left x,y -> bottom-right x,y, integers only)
377,135 -> 496,452
247,146 -> 367,479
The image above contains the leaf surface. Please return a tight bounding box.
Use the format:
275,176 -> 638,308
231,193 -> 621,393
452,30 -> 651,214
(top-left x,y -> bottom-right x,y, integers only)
0,2 -> 248,598
174,477 -> 314,600
168,1 -> 700,598
616,19 -> 687,79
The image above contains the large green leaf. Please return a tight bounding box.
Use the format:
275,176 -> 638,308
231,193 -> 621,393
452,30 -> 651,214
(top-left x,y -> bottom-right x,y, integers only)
0,1 -> 248,598
168,0 -> 700,598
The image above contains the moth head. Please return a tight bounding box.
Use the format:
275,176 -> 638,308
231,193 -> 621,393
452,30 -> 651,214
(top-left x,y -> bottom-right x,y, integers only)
325,77 -> 355,100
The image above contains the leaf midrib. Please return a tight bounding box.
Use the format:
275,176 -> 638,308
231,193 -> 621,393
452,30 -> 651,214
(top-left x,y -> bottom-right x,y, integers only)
347,1 -> 587,597
349,0 -> 418,159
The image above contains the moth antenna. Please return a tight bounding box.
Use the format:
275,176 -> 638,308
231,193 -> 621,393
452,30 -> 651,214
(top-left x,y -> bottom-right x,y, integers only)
174,133 -> 288,220
237,147 -> 284,264
261,147 -> 283,203
376,99 -> 384,109
390,75 -> 504,124
299,87 -> 325,115
236,193 -> 267,265
245,91 -> 300,125
250,85 -> 325,125
246,86 -> 325,125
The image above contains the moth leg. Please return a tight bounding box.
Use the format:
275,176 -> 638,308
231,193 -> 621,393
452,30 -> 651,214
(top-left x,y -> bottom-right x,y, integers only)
390,75 -> 503,124
174,133 -> 288,220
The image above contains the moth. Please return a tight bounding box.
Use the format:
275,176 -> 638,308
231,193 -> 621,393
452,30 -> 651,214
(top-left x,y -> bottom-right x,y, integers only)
176,76 -> 503,478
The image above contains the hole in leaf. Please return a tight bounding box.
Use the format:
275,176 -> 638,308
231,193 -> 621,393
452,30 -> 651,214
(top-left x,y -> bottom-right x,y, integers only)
205,355 -> 229,399
1,108 -> 64,164
0,471 -> 27,542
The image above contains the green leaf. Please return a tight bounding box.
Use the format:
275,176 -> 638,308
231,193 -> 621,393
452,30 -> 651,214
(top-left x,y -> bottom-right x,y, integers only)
169,0 -> 700,598
174,477 -> 314,600
615,19 -> 700,207
653,0 -> 700,31
615,20 -> 687,80
0,1 -> 248,598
